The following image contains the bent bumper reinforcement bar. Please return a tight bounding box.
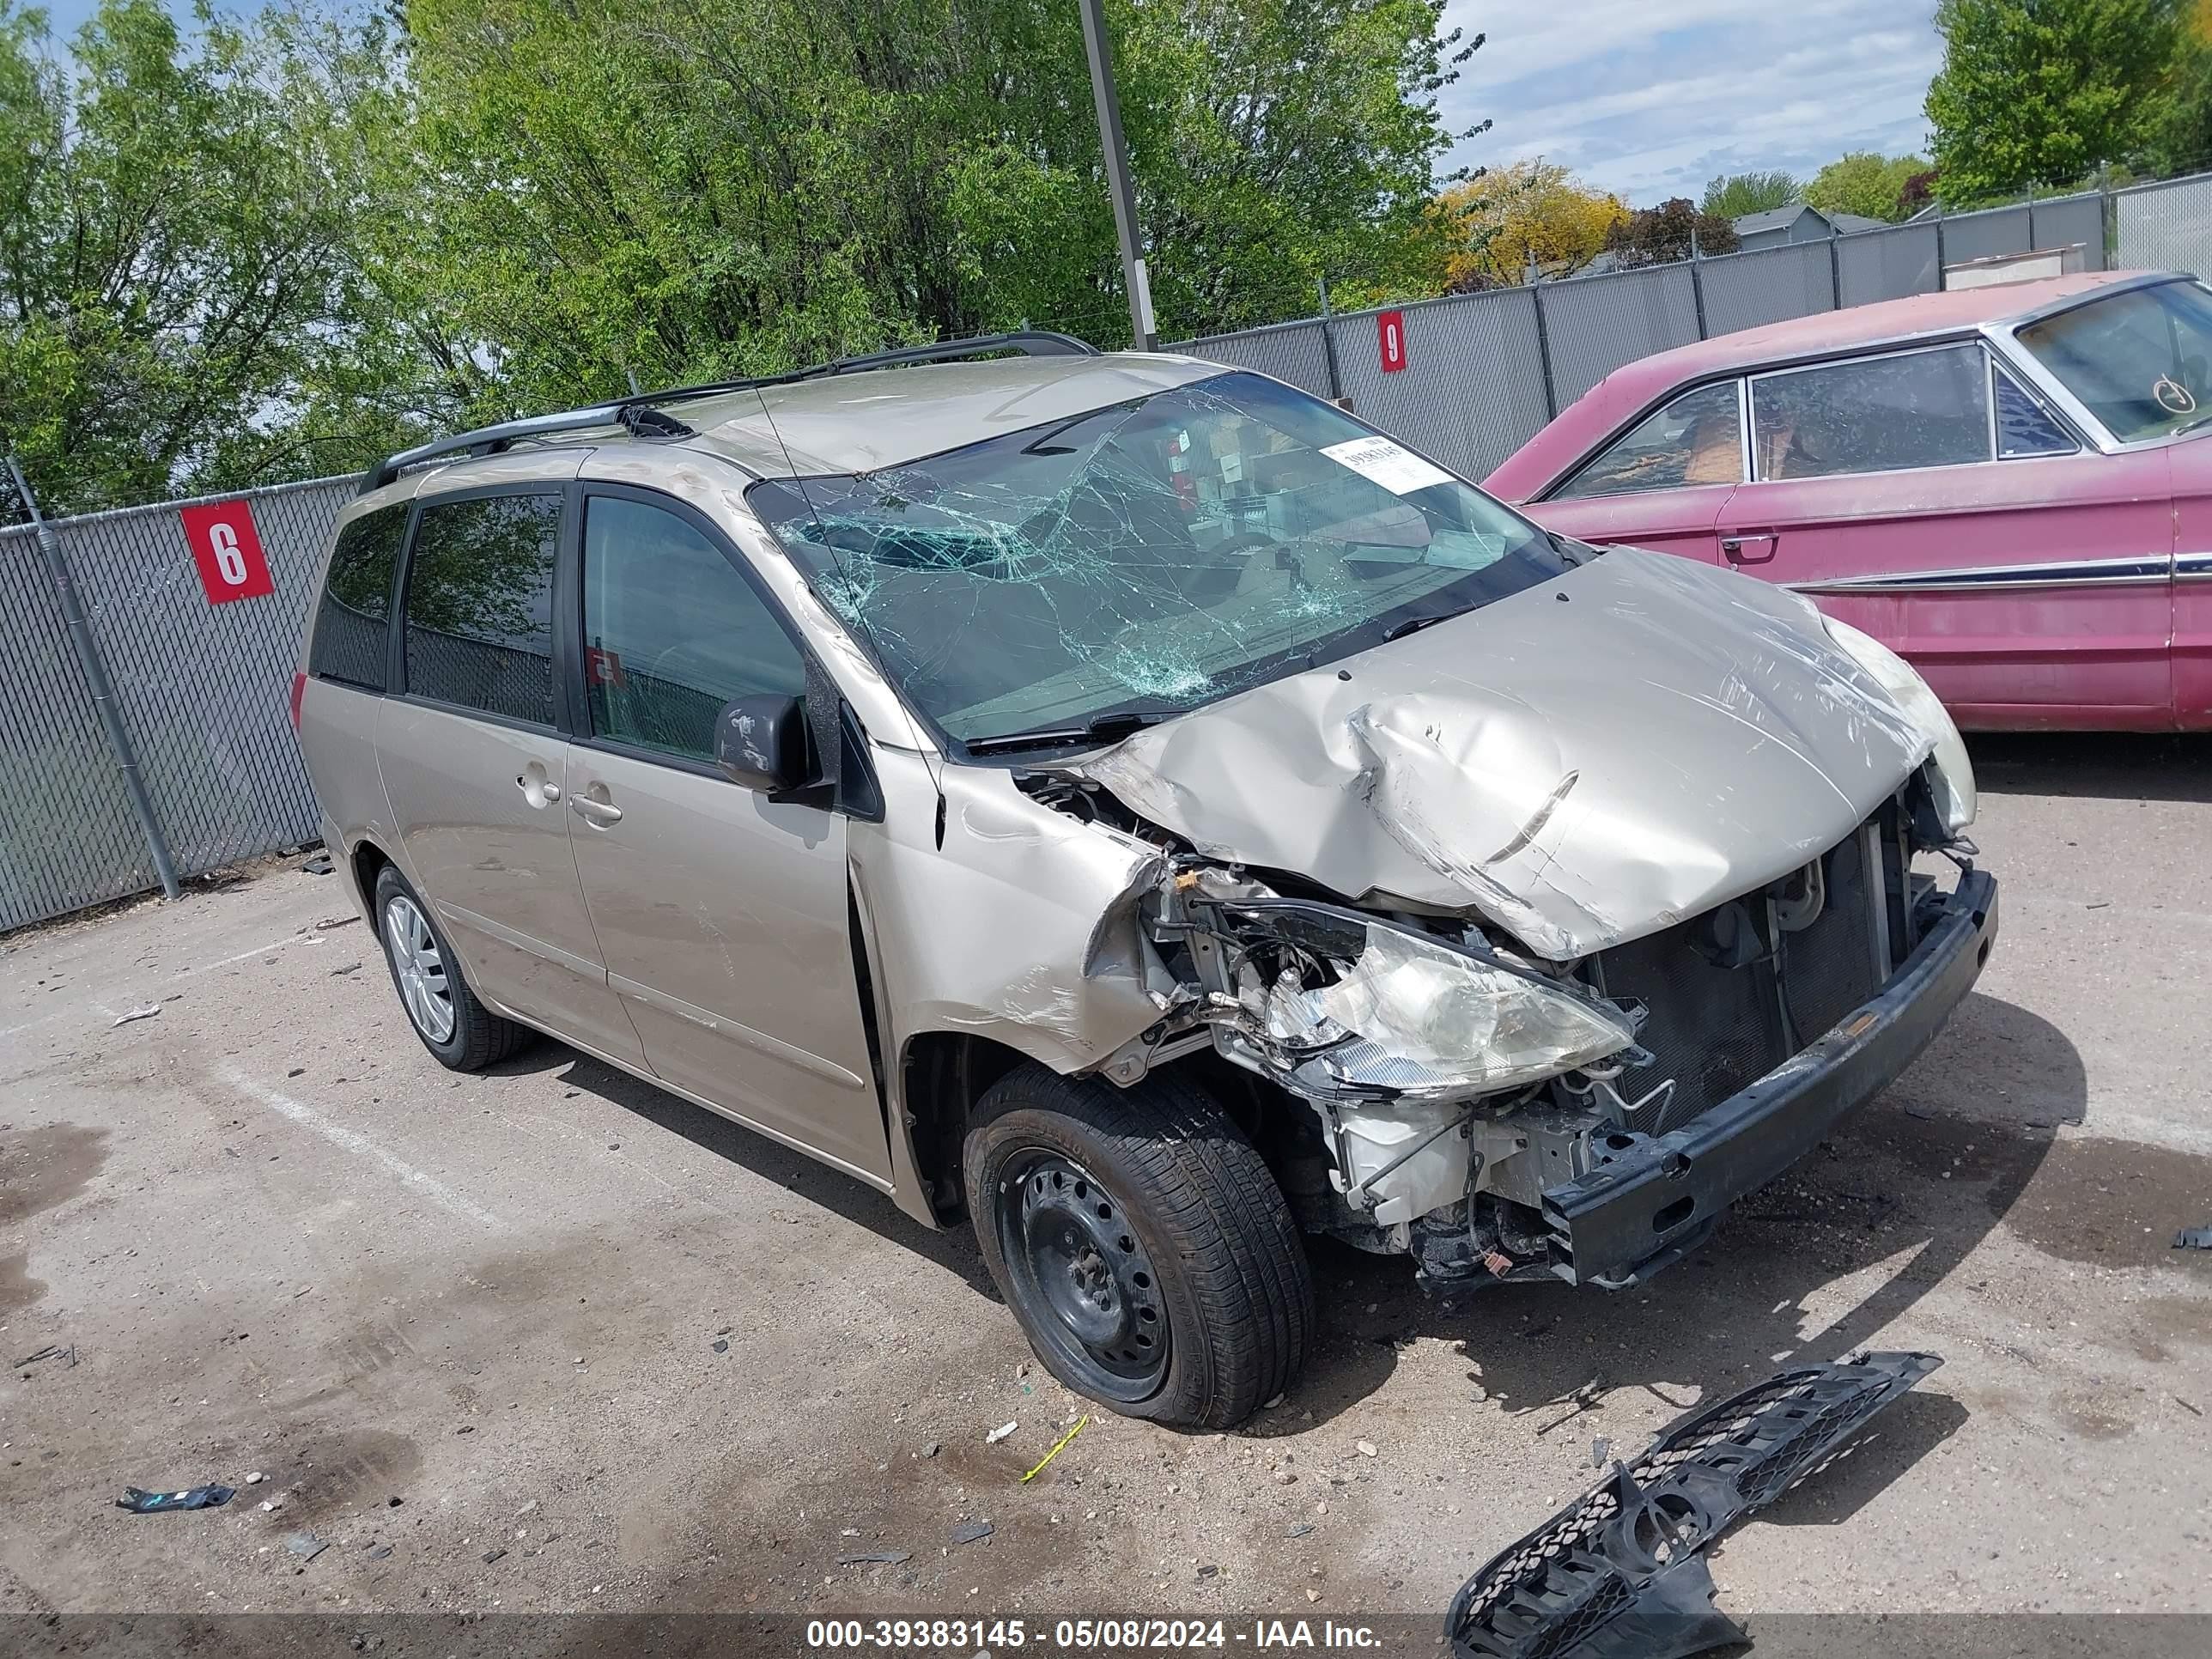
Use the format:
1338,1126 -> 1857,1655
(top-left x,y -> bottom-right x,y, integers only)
1540,871 -> 2000,1289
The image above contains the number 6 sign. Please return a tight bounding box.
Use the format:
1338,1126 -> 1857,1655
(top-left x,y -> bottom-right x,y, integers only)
179,500 -> 274,605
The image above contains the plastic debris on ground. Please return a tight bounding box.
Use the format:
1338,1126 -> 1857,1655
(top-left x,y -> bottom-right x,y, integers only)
286,1531 -> 330,1560
13,1344 -> 74,1369
117,1484 -> 234,1514
838,1551 -> 912,1565
1444,1351 -> 1942,1659
1020,1415 -> 1088,1483
950,1521 -> 994,1546
2175,1228 -> 2212,1249
301,853 -> 334,875
110,1006 -> 161,1027
985,1421 -> 1017,1445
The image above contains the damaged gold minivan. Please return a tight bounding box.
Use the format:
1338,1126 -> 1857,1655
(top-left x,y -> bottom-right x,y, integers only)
295,334 -> 1996,1427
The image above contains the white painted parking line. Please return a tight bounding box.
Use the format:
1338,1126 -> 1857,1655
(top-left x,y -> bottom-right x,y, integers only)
223,1065 -> 501,1230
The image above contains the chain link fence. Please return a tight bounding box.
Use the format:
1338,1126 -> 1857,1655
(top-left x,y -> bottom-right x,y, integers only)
0,476 -> 353,933
1170,187 -> 2134,481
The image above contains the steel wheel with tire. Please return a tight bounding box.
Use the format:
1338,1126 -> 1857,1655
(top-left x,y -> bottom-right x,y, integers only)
964,1062 -> 1312,1429
372,865 -> 533,1071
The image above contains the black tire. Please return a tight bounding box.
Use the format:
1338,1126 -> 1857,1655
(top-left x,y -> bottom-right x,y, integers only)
371,865 -> 533,1072
964,1063 -> 1312,1429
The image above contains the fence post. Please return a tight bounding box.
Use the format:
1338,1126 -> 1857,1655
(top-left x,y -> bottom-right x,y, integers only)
1827,234 -> 1843,312
1529,282 -> 1559,420
1689,246 -> 1709,339
1934,213 -> 1948,289
1316,278 -> 1346,407
5,457 -> 180,902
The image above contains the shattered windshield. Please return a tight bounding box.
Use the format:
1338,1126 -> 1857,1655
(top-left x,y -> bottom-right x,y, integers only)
747,372 -> 1565,750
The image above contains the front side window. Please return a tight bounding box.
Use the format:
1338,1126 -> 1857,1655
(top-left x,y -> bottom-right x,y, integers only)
582,495 -> 805,763
403,494 -> 562,725
309,502 -> 408,689
748,371 -> 1565,749
1753,343 -> 1990,480
1555,381 -> 1743,500
2015,279 -> 2212,443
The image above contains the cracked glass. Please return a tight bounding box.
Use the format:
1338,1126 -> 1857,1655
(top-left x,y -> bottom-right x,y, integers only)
748,371 -> 1565,749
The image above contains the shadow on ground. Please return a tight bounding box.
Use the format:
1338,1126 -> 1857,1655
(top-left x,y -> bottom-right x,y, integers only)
1969,731 -> 2212,803
489,988 -> 2091,1459
1265,990 -> 2089,1437
490,1042 -> 1003,1300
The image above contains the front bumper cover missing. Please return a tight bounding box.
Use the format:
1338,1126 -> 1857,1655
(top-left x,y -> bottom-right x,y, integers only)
1446,1351 -> 1943,1659
1541,871 -> 1998,1288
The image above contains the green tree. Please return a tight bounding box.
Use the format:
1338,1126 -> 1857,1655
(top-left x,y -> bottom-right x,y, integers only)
1925,0 -> 2179,203
396,0 -> 1484,418
1802,151 -> 1929,222
1700,170 -> 1799,219
0,0 -> 403,512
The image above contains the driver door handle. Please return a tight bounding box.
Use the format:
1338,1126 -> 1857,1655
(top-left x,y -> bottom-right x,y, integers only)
1722,531 -> 1779,564
570,793 -> 623,825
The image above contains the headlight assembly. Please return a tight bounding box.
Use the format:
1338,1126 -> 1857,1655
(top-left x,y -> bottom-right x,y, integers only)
1206,900 -> 1638,1104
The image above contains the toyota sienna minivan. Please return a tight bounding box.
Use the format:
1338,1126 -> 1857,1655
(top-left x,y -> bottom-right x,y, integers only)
295,332 -> 1997,1428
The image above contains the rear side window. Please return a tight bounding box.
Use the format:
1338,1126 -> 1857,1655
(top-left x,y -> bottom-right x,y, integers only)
1752,344 -> 1990,480
581,495 -> 805,763
308,504 -> 408,689
1555,381 -> 1743,500
402,494 -> 562,726
1994,364 -> 2078,458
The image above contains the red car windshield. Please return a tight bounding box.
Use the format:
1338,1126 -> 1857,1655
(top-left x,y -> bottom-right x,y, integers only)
2017,280 -> 2212,443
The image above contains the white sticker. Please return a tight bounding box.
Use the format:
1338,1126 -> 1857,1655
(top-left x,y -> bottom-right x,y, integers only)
1218,452 -> 1244,483
1320,435 -> 1455,495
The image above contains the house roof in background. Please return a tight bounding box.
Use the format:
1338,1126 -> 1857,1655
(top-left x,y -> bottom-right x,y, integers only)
1729,203 -> 1893,239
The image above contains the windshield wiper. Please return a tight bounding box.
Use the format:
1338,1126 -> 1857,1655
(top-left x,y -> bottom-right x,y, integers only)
1382,609 -> 1462,641
964,708 -> 1177,757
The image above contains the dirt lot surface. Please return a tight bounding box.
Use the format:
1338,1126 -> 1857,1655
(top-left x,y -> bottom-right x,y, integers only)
2,733 -> 2209,1637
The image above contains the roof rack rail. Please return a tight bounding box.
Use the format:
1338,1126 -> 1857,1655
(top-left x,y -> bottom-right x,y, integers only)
360,330 -> 1099,494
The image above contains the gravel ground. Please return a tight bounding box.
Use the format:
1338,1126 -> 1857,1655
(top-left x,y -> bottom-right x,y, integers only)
1,732 -> 2208,1638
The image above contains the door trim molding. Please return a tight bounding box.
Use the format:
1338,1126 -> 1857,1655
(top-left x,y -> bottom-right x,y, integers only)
1786,553 -> 2172,595
609,973 -> 868,1091
441,901 -> 605,979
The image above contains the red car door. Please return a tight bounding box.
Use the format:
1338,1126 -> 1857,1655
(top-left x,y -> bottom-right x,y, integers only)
1719,343 -> 2174,731
1515,380 -> 1742,566
2166,436 -> 2212,729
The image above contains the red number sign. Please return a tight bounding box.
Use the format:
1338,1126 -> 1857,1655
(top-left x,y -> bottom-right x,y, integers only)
179,500 -> 273,605
1377,309 -> 1408,373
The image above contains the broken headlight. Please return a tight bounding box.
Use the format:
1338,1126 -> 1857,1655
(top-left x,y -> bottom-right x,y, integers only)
1820,615 -> 1977,836
1213,902 -> 1638,1103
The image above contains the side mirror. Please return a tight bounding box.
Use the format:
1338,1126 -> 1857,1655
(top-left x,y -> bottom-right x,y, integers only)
714,694 -> 810,793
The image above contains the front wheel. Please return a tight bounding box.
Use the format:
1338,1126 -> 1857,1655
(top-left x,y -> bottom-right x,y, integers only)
964,1064 -> 1312,1429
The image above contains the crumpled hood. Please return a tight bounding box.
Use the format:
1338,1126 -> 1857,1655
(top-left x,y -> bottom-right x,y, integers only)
1066,549 -> 1936,959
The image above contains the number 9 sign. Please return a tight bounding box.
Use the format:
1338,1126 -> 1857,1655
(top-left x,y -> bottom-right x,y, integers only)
180,500 -> 274,605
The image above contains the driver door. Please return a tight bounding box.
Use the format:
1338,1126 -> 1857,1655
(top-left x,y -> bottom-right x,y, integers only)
561,486 -> 890,1183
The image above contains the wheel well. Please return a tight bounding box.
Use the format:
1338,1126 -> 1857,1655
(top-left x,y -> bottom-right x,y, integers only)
351,838 -> 391,913
901,1031 -> 1028,1225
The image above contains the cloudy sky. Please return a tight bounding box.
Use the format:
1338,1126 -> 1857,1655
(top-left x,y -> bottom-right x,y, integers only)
1437,0 -> 1944,204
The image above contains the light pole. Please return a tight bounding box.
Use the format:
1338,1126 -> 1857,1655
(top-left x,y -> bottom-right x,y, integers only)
1077,0 -> 1156,350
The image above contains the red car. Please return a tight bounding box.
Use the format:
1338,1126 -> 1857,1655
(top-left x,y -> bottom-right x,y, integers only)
1486,270 -> 2212,731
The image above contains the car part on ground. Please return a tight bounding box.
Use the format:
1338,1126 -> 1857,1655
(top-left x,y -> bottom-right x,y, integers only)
1445,1352 -> 1943,1659
116,1484 -> 234,1514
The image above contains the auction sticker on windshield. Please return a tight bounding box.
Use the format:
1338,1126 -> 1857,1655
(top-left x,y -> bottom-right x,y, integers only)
1321,435 -> 1454,495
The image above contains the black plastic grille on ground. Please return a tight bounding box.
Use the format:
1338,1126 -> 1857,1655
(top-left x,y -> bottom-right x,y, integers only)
1446,1352 -> 1942,1659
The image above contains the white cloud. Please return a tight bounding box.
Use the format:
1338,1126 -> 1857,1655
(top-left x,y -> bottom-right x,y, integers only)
1439,0 -> 1943,201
